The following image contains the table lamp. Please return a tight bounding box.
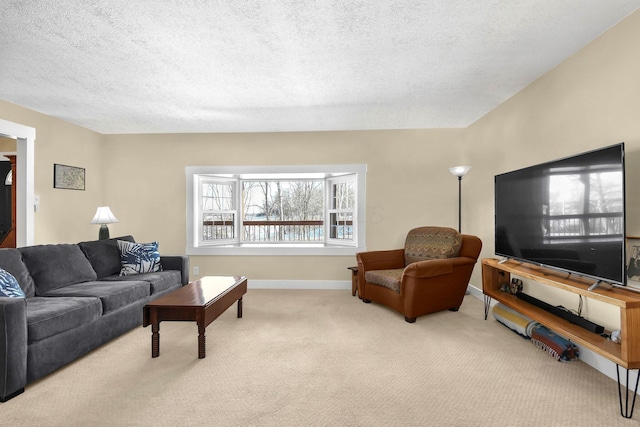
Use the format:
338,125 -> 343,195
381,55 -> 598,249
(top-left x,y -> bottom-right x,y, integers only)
90,206 -> 119,240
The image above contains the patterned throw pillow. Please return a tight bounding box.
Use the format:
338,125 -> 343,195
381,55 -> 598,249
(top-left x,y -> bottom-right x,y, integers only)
117,240 -> 162,276
0,267 -> 26,298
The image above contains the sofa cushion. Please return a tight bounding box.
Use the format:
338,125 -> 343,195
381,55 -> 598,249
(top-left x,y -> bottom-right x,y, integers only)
100,270 -> 181,295
0,248 -> 36,297
78,235 -> 135,279
404,227 -> 462,265
41,280 -> 150,314
365,268 -> 403,293
26,296 -> 102,343
117,240 -> 162,276
19,244 -> 98,295
0,267 -> 25,298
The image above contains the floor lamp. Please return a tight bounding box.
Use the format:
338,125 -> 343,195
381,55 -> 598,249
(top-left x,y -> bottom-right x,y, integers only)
448,166 -> 471,232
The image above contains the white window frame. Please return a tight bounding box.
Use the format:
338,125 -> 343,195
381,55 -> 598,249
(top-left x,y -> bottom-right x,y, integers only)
186,164 -> 367,256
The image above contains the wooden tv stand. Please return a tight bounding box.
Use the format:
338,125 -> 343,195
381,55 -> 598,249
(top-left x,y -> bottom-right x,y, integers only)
482,258 -> 640,418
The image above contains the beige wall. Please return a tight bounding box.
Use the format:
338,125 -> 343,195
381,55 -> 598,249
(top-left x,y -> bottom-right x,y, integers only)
467,8 -> 640,266
0,100 -> 105,243
0,136 -> 17,152
464,10 -> 640,328
0,100 -> 467,282
102,129 -> 466,280
0,10 -> 638,293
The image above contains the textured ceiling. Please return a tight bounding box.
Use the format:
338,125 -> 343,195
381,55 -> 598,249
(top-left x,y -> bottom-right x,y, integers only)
0,1 -> 638,134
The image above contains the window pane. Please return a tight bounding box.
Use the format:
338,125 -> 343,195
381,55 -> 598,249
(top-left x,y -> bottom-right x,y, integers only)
332,182 -> 354,210
200,180 -> 236,243
328,178 -> 355,242
330,212 -> 353,240
202,213 -> 234,241
203,182 -> 234,211
242,180 -> 323,242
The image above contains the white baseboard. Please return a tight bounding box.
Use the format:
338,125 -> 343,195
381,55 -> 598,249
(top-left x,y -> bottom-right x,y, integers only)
248,279 -> 351,290
466,284 -> 488,303
466,285 -> 635,389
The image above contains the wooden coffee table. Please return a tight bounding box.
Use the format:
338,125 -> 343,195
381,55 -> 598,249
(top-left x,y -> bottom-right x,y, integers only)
143,275 -> 247,359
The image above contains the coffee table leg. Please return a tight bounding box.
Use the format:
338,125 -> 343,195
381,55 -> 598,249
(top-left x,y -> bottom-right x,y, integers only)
151,322 -> 160,358
238,296 -> 243,318
198,325 -> 206,359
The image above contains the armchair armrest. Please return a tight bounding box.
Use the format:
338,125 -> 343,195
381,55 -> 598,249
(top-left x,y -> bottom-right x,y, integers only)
459,234 -> 482,260
356,249 -> 405,301
404,256 -> 478,279
160,255 -> 190,285
356,249 -> 405,271
404,259 -> 454,279
0,297 -> 28,402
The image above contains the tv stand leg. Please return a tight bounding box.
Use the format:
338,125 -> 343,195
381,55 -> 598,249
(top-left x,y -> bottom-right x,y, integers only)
483,295 -> 492,320
588,280 -> 603,291
617,365 -> 640,418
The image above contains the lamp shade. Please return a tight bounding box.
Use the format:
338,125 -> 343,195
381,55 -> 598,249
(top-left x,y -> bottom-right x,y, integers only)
90,206 -> 119,225
448,166 -> 472,178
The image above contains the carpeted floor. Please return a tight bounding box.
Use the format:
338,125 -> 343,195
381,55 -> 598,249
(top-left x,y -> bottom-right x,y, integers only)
2,290 -> 637,426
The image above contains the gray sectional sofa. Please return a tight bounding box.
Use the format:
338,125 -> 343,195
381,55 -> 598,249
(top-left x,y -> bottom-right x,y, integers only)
0,235 -> 189,402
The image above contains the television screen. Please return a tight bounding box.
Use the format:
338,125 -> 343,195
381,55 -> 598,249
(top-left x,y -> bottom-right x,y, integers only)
495,143 -> 625,285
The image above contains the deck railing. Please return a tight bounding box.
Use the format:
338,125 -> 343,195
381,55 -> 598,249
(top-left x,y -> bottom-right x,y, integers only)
202,220 -> 353,242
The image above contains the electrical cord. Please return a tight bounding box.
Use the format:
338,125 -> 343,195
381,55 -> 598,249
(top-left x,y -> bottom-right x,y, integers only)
556,295 -> 583,317
577,295 -> 583,316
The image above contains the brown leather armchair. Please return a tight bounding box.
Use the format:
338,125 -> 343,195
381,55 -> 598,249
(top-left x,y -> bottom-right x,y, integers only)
356,226 -> 482,323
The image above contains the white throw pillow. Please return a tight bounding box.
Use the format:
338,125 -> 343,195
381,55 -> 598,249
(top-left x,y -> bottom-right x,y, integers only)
117,240 -> 162,276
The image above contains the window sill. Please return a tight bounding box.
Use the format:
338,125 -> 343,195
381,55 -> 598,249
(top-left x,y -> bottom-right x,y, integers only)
186,244 -> 366,256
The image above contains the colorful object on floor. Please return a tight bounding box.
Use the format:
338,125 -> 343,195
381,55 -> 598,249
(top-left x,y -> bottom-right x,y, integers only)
530,324 -> 579,362
492,303 -> 535,338
492,303 -> 579,362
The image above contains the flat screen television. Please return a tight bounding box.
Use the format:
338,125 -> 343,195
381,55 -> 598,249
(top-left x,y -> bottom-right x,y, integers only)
495,143 -> 626,286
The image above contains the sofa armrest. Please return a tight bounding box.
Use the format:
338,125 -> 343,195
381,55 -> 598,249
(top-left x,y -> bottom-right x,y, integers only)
0,297 -> 28,402
160,255 -> 190,285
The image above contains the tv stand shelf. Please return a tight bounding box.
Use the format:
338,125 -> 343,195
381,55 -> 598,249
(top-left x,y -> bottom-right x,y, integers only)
482,258 -> 640,418
482,258 -> 640,368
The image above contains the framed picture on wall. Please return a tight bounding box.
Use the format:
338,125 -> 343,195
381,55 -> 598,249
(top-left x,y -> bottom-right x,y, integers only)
53,163 -> 85,190
626,237 -> 640,286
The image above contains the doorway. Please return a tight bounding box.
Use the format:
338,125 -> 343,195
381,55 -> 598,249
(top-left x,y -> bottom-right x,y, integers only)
0,153 -> 15,247
0,159 -> 11,243
0,118 -> 35,246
